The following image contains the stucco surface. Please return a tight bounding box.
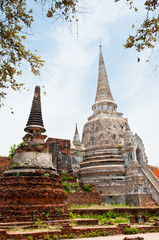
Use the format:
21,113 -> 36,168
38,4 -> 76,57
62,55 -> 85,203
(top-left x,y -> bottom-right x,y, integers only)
82,117 -> 126,148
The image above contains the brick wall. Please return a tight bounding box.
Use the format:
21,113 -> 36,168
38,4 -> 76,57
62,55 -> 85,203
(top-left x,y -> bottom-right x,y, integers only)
67,189 -> 102,205
46,138 -> 72,173
0,173 -> 69,222
0,157 -> 12,178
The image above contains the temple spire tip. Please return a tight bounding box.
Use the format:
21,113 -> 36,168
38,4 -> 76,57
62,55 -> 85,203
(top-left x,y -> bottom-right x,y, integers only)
73,123 -> 81,143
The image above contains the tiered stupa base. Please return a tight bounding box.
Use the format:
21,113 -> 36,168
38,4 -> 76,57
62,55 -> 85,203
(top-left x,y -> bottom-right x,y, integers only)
0,171 -> 68,222
80,146 -> 126,204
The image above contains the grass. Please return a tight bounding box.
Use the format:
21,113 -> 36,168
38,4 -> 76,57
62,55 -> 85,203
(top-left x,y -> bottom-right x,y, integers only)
70,203 -> 136,209
69,211 -> 130,225
7,224 -> 61,232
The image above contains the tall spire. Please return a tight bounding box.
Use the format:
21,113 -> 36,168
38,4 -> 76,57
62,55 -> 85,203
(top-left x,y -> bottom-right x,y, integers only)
73,123 -> 81,143
95,45 -> 114,102
24,86 -> 46,133
23,86 -> 46,145
89,46 -> 121,121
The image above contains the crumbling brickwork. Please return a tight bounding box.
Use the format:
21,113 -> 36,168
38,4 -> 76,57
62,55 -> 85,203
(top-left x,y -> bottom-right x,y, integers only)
0,171 -> 69,222
46,138 -> 72,173
67,188 -> 102,205
0,157 -> 12,178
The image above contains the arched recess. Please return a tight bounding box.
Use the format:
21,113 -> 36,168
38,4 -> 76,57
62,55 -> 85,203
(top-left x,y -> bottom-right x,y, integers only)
136,146 -> 143,165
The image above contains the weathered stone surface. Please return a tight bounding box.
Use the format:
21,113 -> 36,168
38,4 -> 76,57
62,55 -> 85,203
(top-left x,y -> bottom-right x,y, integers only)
10,151 -> 53,171
82,117 -> 126,148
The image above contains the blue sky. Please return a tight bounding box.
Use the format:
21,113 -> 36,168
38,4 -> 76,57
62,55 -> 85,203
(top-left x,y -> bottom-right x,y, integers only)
1,0 -> 159,167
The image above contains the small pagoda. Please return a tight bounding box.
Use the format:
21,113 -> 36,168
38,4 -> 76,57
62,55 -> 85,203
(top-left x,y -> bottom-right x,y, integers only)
0,86 -> 69,222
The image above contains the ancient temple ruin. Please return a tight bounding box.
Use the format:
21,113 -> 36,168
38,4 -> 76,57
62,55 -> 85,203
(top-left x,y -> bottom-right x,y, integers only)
0,47 -> 159,209
71,46 -> 159,206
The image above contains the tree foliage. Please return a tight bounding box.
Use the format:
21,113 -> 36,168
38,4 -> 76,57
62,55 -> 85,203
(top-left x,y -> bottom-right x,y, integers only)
0,0 -> 78,108
114,0 -> 159,55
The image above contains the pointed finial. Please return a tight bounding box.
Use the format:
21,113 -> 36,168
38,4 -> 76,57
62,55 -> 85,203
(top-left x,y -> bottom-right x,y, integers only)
99,37 -> 102,49
73,123 -> 81,143
95,46 -> 114,102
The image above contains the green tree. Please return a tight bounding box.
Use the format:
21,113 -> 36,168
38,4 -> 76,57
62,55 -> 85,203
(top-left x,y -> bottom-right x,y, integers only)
115,0 -> 159,59
0,0 -> 78,108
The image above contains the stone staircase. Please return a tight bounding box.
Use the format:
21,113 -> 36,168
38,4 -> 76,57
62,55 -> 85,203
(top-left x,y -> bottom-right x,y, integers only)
141,166 -> 159,205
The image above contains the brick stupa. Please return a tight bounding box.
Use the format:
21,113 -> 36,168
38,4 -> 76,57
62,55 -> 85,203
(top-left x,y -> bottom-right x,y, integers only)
0,86 -> 68,222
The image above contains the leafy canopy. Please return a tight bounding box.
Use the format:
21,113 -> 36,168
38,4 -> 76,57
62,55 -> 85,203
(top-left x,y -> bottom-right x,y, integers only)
0,0 -> 78,108
114,0 -> 159,57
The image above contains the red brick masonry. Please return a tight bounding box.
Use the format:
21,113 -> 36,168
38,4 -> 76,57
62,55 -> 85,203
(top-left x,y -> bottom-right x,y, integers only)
0,157 -> 12,178
0,171 -> 69,222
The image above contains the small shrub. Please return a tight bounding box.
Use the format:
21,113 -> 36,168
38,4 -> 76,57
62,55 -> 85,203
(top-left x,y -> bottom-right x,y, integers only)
102,230 -> 108,236
124,227 -> 139,235
69,212 -> 75,219
44,234 -> 50,239
83,184 -> 92,192
71,183 -> 78,188
8,141 -> 25,159
8,162 -> 19,170
61,182 -> 72,193
8,144 -> 17,159
45,212 -> 50,220
17,141 -> 25,148
55,208 -> 63,215
111,200 -> 114,205
43,173 -> 50,177
52,235 -> 58,240
88,201 -> 93,206
28,236 -> 33,240
68,234 -> 75,239
117,144 -> 122,151
98,199 -> 102,205
61,234 -> 68,239
16,171 -> 20,177
114,218 -> 129,224
61,176 -> 74,181
61,172 -> 69,176
34,218 -> 42,225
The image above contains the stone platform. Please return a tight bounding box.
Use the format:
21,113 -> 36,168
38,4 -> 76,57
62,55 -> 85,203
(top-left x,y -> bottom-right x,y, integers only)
0,171 -> 68,222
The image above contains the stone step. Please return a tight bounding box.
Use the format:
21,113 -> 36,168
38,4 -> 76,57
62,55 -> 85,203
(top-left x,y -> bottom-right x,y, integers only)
81,159 -> 124,167
85,152 -> 122,157
84,154 -> 122,161
0,218 -> 99,229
